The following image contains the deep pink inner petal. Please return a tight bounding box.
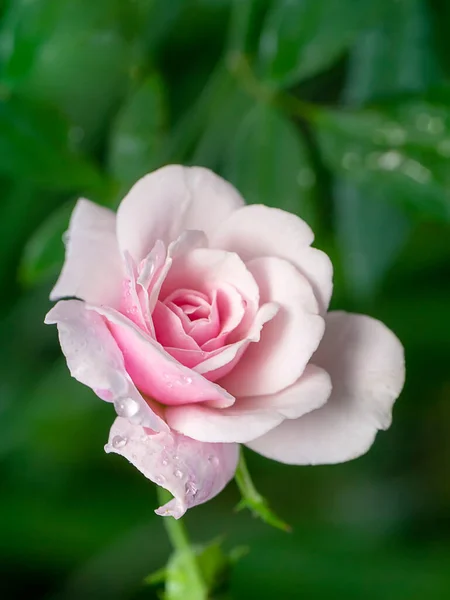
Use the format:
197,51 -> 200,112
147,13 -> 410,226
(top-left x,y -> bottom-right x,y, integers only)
115,236 -> 269,405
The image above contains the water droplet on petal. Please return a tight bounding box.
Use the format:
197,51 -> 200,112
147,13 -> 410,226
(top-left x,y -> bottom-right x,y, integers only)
185,481 -> 198,498
112,435 -> 127,449
208,455 -> 219,467
174,469 -> 183,479
115,397 -> 139,418
155,475 -> 165,485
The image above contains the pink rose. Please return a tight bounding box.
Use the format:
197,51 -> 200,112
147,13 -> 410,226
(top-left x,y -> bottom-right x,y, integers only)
46,165 -> 405,518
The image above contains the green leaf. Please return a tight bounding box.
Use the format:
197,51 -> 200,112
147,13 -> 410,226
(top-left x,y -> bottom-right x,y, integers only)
333,180 -> 411,301
108,74 -> 167,185
225,103 -> 317,226
344,0 -> 442,105
333,0 -> 441,300
316,95 -> 450,222
0,0 -> 132,148
234,449 -> 290,533
257,0 -> 385,88
0,92 -> 103,190
19,200 -> 74,288
227,0 -> 270,58
192,77 -> 253,171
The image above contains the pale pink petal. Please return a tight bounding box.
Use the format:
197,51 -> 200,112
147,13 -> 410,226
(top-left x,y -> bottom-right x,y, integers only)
146,231 -> 208,315
50,199 -> 124,307
247,312 -> 405,464
44,300 -> 167,432
91,305 -> 234,409
219,257 -> 325,397
116,165 -> 243,262
165,402 -> 285,443
210,204 -> 333,312
165,364 -> 331,443
161,248 -> 259,312
238,364 -> 332,419
105,417 -> 239,518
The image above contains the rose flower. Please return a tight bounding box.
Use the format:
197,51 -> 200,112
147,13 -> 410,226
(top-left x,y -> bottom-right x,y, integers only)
46,166 -> 405,518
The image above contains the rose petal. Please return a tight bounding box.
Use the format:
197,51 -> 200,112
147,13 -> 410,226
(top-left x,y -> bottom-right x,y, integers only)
50,199 -> 124,307
165,364 -> 331,443
247,312 -> 405,464
194,302 -> 279,381
161,247 -> 260,312
165,402 -> 285,444
91,305 -> 234,409
237,364 -> 332,419
153,301 -> 201,351
116,165 -> 244,263
210,204 -> 333,312
219,257 -> 325,397
45,300 -> 167,432
105,417 -> 239,518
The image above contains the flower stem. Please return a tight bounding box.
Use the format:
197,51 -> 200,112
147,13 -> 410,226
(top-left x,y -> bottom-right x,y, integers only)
157,487 -> 208,599
235,448 -> 291,532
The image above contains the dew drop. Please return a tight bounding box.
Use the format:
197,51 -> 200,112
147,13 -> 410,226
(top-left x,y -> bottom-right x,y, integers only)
437,139 -> 450,157
174,469 -> 183,479
162,458 -> 168,466
155,475 -> 165,485
377,150 -> 403,171
401,159 -> 431,184
112,435 -> 127,449
415,113 -> 445,135
115,397 -> 139,418
208,455 -> 219,467
185,481 -> 198,498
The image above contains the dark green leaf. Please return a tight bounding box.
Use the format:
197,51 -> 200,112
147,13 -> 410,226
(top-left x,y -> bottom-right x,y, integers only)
316,97 -> 450,222
226,103 -> 318,226
258,0 -> 385,88
344,0 -> 442,105
0,0 -> 132,148
108,74 -> 167,185
0,93 -> 103,189
192,78 -> 253,171
19,200 -> 74,288
333,0 -> 441,300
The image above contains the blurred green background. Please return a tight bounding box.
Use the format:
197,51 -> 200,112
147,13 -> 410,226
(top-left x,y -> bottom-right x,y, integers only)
1,0 -> 450,598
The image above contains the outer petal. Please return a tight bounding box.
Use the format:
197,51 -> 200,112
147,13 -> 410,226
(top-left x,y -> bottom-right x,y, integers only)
165,364 -> 331,443
210,204 -> 333,312
237,364 -> 332,419
116,165 -> 244,262
219,257 -> 325,397
91,305 -> 234,409
247,312 -> 405,465
45,300 -> 167,432
105,417 -> 239,518
50,199 -> 124,307
166,403 -> 285,444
